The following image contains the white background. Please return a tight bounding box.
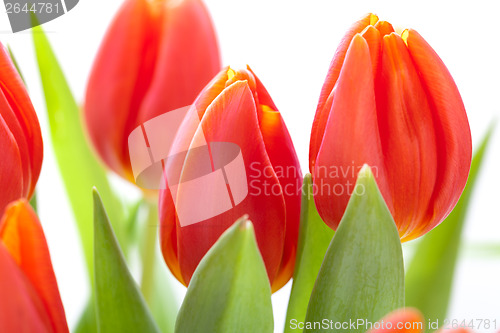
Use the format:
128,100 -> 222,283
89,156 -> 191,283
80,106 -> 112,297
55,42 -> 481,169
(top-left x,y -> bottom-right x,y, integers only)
1,0 -> 499,331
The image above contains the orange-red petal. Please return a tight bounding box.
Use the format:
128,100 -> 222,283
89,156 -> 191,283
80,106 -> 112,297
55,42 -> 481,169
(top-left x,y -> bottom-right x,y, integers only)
85,0 -> 163,180
0,114 -> 24,215
139,0 -> 221,123
310,13 -> 378,171
405,29 -> 472,238
0,244 -> 53,332
376,33 -> 438,239
314,34 -> 387,229
246,66 -> 301,290
0,200 -> 69,333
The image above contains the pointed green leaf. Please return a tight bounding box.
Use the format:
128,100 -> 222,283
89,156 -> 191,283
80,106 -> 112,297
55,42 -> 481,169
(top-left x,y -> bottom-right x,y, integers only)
32,26 -> 126,280
175,218 -> 273,333
7,46 -> 25,83
304,166 -> 404,333
73,298 -> 97,333
285,174 -> 334,333
93,189 -> 160,333
74,199 -> 145,333
405,123 -> 495,325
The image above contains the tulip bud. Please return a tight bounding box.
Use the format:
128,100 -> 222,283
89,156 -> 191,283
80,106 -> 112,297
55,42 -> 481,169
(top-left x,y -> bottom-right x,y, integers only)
367,308 -> 424,333
310,14 -> 472,241
84,0 -> 221,182
159,67 -> 302,292
0,200 -> 68,333
0,44 -> 43,215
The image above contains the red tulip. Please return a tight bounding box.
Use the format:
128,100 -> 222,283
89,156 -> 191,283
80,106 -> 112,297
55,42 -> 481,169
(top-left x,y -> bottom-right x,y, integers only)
85,0 -> 221,182
0,44 -> 43,215
159,67 -> 302,292
367,308 -> 424,333
0,200 -> 68,332
310,14 -> 472,241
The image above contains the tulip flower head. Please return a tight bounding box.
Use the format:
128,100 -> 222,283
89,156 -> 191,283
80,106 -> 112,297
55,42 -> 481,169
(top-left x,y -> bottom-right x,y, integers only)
310,14 -> 472,241
0,200 -> 68,333
0,44 -> 43,215
85,0 -> 221,183
159,67 -> 302,292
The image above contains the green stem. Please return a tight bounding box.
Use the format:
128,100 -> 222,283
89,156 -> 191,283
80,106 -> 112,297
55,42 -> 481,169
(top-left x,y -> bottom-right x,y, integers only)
140,199 -> 159,306
29,191 -> 37,214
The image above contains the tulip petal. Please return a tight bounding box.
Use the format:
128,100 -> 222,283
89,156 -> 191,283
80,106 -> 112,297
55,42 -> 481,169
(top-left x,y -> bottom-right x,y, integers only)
159,187 -> 185,284
85,0 -> 162,179
247,65 -> 278,111
405,29 -> 472,237
376,33 -> 438,239
0,114 -> 24,216
0,90 -> 28,197
309,13 -> 378,170
314,34 -> 387,229
374,20 -> 395,37
247,66 -> 302,291
367,308 -> 424,333
139,0 -> 221,124
0,244 -> 52,332
193,68 -> 231,119
361,25 -> 381,74
259,106 -> 301,291
0,200 -> 69,333
0,45 -> 43,198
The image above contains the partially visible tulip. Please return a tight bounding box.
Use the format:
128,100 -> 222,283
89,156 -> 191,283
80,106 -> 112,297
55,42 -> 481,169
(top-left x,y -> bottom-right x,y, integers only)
159,67 -> 302,292
310,14 -> 472,241
85,0 -> 221,182
0,200 -> 68,332
0,44 -> 43,215
367,308 -> 424,333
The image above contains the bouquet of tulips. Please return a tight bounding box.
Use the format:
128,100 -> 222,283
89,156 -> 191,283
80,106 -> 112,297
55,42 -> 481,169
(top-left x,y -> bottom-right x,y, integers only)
0,1 -> 497,333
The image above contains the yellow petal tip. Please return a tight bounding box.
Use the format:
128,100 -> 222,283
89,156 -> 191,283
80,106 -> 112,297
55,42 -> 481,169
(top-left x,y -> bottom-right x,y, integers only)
401,29 -> 409,45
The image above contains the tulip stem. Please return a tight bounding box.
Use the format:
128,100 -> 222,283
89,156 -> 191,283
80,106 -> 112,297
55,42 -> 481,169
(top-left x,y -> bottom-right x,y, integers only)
140,199 -> 158,306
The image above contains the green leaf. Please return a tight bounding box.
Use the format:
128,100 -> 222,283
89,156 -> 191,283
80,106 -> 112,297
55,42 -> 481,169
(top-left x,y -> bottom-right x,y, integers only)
175,217 -> 274,333
7,46 -> 26,83
73,298 -> 97,333
32,26 -> 126,280
139,200 -> 177,333
405,122 -> 496,325
285,174 -> 334,333
304,166 -> 404,333
93,189 -> 160,333
149,255 -> 178,333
